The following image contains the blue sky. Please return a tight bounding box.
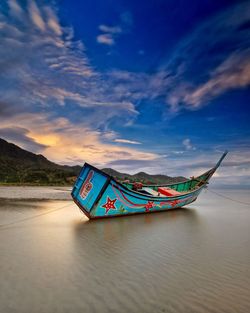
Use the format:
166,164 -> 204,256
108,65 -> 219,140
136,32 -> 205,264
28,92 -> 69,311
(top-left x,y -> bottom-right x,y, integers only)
0,0 -> 249,187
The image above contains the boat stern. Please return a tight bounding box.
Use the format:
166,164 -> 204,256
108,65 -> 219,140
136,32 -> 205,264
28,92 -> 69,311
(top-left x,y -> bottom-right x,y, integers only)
71,163 -> 109,218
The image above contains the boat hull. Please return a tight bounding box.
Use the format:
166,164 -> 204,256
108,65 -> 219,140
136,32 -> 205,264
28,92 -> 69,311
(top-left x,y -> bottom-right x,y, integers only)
71,163 -> 203,219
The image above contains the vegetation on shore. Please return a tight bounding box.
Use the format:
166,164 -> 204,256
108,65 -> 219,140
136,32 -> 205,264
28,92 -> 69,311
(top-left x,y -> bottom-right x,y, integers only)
0,138 -> 80,185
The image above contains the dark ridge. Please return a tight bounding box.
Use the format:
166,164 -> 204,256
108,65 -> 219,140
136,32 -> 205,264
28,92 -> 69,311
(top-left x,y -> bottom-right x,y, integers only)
0,138 -> 80,185
101,168 -> 186,184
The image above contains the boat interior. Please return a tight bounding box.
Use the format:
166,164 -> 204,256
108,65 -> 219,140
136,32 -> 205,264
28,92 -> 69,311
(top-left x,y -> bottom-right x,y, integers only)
120,151 -> 228,197
122,168 -> 214,197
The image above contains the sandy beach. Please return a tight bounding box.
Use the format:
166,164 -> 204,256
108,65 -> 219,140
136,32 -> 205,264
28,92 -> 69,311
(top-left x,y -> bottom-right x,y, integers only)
0,186 -> 72,200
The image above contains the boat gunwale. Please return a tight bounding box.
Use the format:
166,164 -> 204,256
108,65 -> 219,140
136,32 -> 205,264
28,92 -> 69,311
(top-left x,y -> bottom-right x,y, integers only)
83,162 -> 207,202
110,180 -> 204,201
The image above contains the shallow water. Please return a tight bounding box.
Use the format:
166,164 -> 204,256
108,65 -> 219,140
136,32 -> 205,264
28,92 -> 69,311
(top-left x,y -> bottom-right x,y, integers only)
0,186 -> 71,200
0,189 -> 250,313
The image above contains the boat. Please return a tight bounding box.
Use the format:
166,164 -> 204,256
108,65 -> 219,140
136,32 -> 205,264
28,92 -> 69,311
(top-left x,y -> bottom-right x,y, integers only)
71,151 -> 228,219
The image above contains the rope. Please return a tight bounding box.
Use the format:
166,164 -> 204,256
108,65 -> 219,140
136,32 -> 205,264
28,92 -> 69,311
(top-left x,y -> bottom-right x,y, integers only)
1,187 -> 249,229
207,188 -> 250,206
0,202 -> 72,229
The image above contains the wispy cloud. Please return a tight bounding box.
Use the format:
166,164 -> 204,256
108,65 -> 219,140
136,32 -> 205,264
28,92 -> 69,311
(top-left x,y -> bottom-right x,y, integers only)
96,11 -> 132,46
153,1 -> 250,112
28,0 -> 46,31
45,6 -> 62,36
183,138 -> 196,151
0,126 -> 48,152
0,0 -> 153,165
182,51 -> 250,107
99,24 -> 122,34
3,1 -> 248,125
0,0 -> 139,128
114,139 -> 141,145
97,24 -> 122,46
96,34 -> 113,45
105,2 -> 250,117
0,0 -> 249,184
8,0 -> 23,18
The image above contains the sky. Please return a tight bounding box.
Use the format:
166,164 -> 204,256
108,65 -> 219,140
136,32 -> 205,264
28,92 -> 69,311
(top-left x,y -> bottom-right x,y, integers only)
0,0 -> 249,187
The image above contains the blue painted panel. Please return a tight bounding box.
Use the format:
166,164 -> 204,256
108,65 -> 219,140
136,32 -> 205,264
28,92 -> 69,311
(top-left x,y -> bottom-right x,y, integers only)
73,165 -> 108,212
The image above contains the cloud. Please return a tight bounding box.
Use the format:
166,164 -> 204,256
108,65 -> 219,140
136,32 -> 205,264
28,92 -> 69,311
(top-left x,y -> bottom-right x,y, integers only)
182,51 -> 250,107
0,127 -> 48,152
0,99 -> 22,116
0,0 -> 154,168
8,0 -> 23,18
96,12 -> 132,46
6,0 -> 249,130
183,138 -> 196,151
96,33 -> 115,45
0,0 -> 249,184
99,24 -> 122,34
0,113 -> 159,166
97,24 -> 122,46
164,149 -> 250,188
104,159 -> 158,173
28,0 -> 46,32
1,111 -> 249,186
154,1 -> 250,112
0,0 -> 139,129
114,139 -> 141,145
45,6 -> 62,36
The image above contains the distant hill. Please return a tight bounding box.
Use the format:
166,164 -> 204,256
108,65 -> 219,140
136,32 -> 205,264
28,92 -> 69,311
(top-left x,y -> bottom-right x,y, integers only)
0,138 -> 186,185
102,168 -> 186,185
0,138 -> 81,185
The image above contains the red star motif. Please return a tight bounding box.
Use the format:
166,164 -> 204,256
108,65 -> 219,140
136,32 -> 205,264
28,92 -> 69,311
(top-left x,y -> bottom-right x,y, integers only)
170,200 -> 179,207
145,201 -> 154,212
102,197 -> 117,214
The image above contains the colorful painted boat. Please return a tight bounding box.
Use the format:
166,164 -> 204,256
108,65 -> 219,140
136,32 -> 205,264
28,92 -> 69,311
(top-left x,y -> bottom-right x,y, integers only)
71,151 -> 228,219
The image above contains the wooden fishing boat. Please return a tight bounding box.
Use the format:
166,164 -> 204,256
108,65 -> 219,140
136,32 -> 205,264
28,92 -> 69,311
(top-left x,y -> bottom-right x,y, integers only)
71,151 -> 228,219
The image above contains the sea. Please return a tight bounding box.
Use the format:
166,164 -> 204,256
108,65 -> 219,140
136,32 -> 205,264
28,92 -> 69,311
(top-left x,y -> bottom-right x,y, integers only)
0,187 -> 249,313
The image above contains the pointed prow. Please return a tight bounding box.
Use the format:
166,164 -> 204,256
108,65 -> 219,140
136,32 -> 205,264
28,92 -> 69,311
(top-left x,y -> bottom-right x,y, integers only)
193,151 -> 228,188
215,150 -> 228,169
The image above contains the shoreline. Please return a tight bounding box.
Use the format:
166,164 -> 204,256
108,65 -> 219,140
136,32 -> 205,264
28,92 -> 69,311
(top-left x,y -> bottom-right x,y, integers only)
0,186 -> 248,202
0,183 -> 72,187
0,186 -> 72,200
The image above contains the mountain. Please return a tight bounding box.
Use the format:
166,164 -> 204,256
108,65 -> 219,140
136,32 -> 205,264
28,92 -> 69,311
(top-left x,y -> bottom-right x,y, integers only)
0,138 -> 81,185
102,169 -> 186,185
0,138 -> 186,185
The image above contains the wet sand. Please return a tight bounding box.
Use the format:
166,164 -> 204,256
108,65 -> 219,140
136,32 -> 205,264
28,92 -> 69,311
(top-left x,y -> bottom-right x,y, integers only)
0,186 -> 71,200
0,188 -> 250,313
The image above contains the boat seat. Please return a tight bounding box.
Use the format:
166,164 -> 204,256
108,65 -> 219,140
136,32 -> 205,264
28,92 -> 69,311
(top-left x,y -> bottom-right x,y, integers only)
157,187 -> 181,196
142,187 -> 160,196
